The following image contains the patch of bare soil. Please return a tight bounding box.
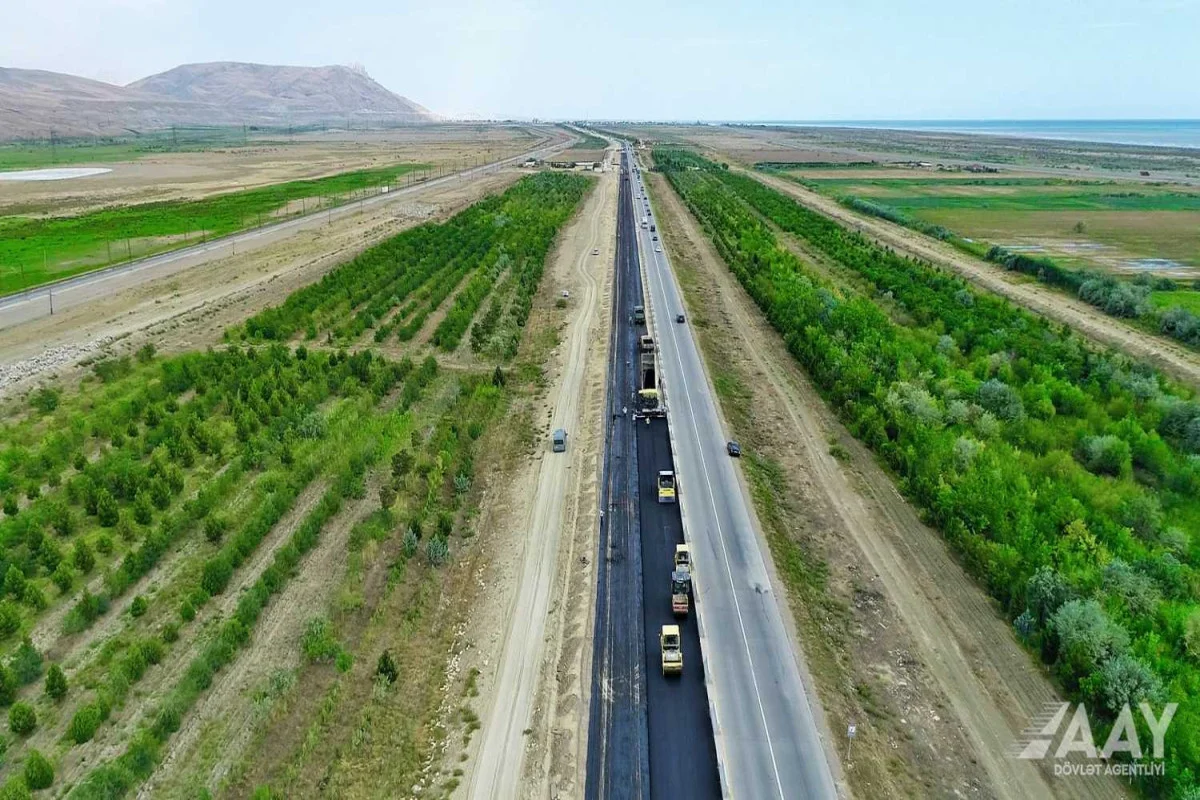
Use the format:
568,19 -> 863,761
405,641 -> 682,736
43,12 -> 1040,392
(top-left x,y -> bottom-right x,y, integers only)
648,171 -> 1129,800
750,169 -> 1200,389
449,156 -> 614,800
0,169 -> 525,402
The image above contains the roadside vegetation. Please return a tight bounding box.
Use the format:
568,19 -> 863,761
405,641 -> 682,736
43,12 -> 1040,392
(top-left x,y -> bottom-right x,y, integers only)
660,148 -> 1200,799
764,167 -> 1200,351
0,170 -> 588,797
237,171 -> 590,352
0,162 -> 428,295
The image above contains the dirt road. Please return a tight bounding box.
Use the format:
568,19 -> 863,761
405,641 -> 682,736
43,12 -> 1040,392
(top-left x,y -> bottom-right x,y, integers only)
750,169 -> 1200,388
461,155 -> 615,800
649,171 -> 1127,800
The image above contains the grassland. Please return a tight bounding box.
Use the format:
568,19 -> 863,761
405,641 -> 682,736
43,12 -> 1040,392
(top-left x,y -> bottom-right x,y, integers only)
0,162 -> 427,296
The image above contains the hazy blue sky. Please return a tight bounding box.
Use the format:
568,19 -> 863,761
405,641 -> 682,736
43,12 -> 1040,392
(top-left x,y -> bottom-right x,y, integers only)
5,0 -> 1198,119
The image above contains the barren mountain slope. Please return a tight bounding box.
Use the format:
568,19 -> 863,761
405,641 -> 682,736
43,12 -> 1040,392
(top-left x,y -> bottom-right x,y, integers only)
129,62 -> 431,121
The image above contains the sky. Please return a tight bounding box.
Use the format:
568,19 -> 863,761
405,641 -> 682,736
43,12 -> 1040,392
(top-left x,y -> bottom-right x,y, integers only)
4,0 -> 1199,120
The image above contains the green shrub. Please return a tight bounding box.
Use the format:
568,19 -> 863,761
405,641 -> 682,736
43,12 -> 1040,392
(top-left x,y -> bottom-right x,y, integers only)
8,702 -> 35,736
130,595 -> 148,618
20,584 -> 46,612
161,623 -> 179,644
3,566 -> 25,600
96,488 -> 119,527
0,603 -> 20,639
376,650 -> 398,683
44,663 -> 67,701
203,514 -> 228,544
300,617 -> 341,663
51,563 -> 73,594
0,664 -> 16,706
73,539 -> 96,573
23,749 -> 53,790
200,556 -> 233,596
2,496 -> 16,517
30,387 -> 60,414
426,536 -> 449,567
10,638 -> 42,685
179,598 -> 196,622
0,777 -> 31,800
69,703 -> 103,743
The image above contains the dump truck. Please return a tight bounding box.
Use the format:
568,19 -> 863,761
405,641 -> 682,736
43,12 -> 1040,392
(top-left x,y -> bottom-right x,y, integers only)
671,570 -> 691,616
657,470 -> 676,504
660,624 -> 683,676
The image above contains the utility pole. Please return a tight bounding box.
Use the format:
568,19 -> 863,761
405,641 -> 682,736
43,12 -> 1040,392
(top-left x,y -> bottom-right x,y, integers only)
49,284 -> 54,315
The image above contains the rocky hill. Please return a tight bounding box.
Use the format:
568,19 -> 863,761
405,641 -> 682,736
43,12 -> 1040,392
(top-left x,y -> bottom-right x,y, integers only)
129,62 -> 429,121
0,62 -> 432,140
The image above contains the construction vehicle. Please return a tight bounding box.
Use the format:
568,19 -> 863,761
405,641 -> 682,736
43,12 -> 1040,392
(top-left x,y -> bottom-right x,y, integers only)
634,337 -> 665,418
634,353 -> 664,418
657,470 -> 676,504
660,624 -> 683,676
674,543 -> 692,574
633,305 -> 645,325
671,570 -> 691,616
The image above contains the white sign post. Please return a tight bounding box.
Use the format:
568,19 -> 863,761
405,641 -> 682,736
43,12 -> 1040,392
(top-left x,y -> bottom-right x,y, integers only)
847,723 -> 857,761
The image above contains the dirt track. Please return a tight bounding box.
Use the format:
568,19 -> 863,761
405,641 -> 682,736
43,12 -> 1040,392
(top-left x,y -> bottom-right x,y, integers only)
750,169 -> 1200,389
649,171 -> 1127,800
458,154 -> 615,799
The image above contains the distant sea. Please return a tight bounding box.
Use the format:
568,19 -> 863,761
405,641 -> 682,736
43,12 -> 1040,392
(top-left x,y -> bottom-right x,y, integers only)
747,120 -> 1200,150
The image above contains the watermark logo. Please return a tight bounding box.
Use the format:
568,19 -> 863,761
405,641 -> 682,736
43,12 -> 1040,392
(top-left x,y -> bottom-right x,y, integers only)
1011,702 -> 1177,778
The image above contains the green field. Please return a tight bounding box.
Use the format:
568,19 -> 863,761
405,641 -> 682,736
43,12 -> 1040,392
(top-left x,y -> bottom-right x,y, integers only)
788,172 -> 1200,273
1152,290 -> 1200,313
0,162 -> 427,295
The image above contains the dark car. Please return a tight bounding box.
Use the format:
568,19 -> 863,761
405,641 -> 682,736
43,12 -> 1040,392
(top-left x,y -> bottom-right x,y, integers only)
726,441 -> 741,457
675,313 -> 685,323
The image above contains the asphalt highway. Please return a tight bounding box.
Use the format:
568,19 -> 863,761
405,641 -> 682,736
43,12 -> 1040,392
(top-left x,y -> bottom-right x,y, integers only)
631,147 -> 839,799
585,151 -> 719,800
